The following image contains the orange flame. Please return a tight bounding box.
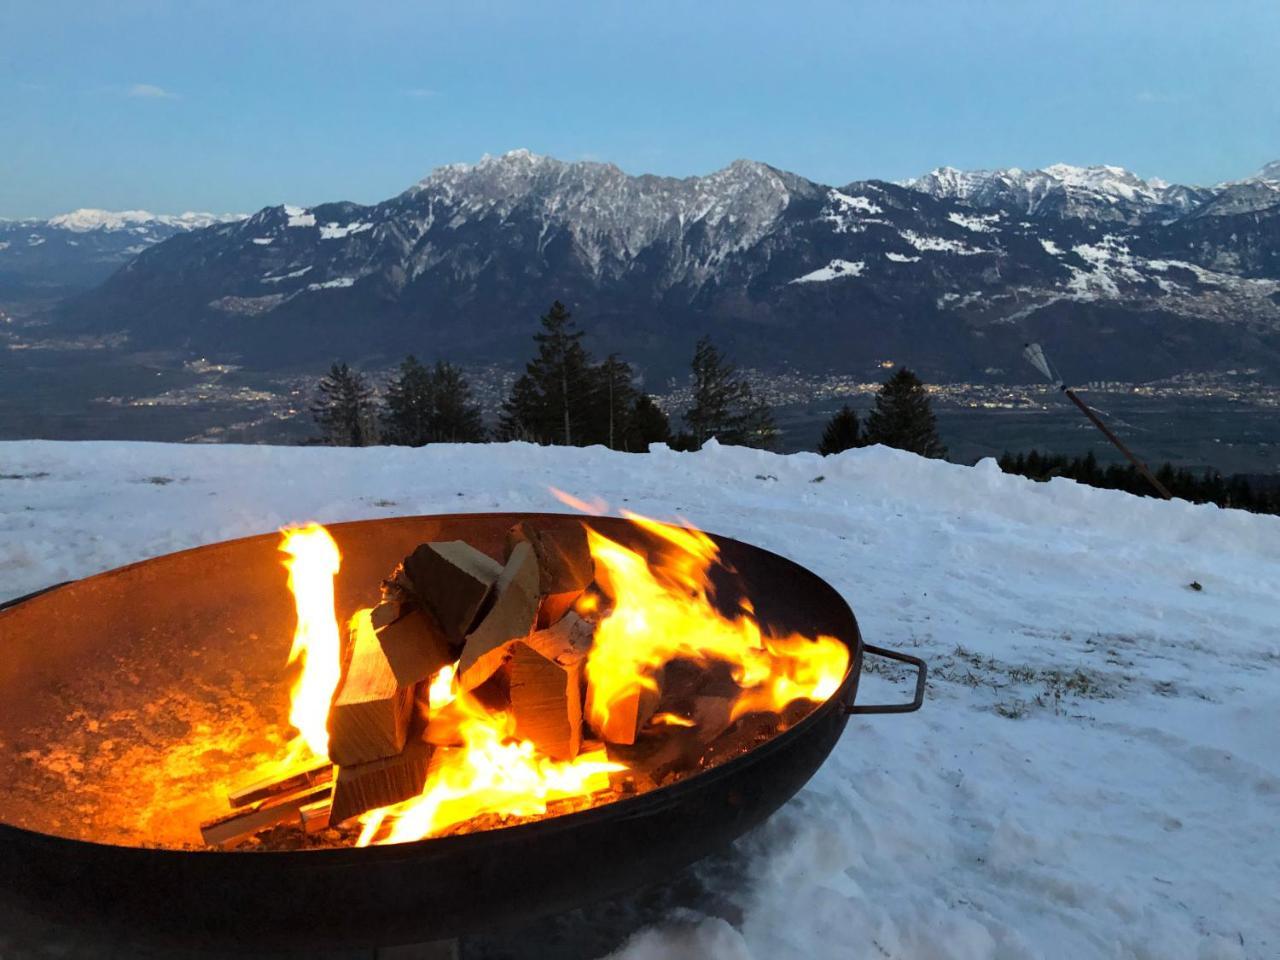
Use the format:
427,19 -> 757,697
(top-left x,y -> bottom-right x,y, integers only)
583,512 -> 849,734
356,667 -> 624,846
279,524 -> 343,760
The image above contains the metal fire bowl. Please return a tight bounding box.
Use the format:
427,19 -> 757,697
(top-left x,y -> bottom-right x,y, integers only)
0,513 -> 924,950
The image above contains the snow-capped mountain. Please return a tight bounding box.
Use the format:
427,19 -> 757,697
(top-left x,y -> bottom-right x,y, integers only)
0,208 -> 243,298
901,164 -> 1216,224
54,151 -> 1280,382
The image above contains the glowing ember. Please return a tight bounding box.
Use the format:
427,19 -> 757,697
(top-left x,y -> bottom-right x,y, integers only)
279,524 -> 343,760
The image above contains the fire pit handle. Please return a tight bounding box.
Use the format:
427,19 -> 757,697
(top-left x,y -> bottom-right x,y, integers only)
846,644 -> 927,715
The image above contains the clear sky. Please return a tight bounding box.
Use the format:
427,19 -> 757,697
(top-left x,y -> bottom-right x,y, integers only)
2,0 -> 1278,218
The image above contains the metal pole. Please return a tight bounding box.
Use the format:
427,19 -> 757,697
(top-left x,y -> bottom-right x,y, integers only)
1061,387 -> 1173,500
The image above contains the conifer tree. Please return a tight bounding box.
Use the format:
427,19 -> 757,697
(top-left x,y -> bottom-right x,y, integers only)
380,355 -> 435,446
684,336 -> 777,449
428,361 -> 485,442
862,367 -> 946,459
624,394 -> 672,451
312,362 -> 376,446
818,404 -> 861,455
590,353 -> 638,450
499,301 -> 595,444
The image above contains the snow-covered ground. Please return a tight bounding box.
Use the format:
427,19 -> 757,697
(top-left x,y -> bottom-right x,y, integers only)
1,440 -> 1278,960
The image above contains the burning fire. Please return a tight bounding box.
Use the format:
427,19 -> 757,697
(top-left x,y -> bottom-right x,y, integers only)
279,524 -> 343,760
582,513 -> 848,731
266,507 -> 849,847
356,669 -> 623,846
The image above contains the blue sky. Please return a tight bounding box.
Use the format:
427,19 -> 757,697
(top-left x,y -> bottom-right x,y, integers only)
2,0 -> 1278,217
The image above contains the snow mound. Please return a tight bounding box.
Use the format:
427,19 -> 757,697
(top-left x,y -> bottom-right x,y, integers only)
0,440 -> 1276,959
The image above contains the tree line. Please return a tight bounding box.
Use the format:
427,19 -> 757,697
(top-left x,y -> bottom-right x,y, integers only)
998,449 -> 1280,517
311,300 -> 783,451
309,299 -> 948,457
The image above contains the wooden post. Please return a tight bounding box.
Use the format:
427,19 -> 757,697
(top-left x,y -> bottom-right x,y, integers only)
1062,387 -> 1172,499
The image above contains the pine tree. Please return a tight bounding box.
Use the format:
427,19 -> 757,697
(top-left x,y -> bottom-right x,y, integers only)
624,394 -> 672,451
862,368 -> 946,459
381,355 -> 435,446
499,301 -> 595,445
684,336 -> 777,449
589,354 -> 638,450
312,362 -> 376,446
818,404 -> 861,455
428,361 -> 485,442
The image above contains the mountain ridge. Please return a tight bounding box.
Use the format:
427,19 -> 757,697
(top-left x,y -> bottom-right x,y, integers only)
33,150 -> 1280,384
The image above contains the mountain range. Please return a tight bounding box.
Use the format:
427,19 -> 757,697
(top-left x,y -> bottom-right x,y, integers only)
13,152 -> 1280,383
0,209 -> 243,300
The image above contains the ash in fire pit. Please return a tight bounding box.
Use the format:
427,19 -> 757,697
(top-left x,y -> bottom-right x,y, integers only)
200,513 -> 850,851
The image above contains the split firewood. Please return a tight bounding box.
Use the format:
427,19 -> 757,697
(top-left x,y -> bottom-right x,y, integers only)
402,541 -> 504,641
537,589 -> 583,629
369,598 -> 409,631
507,521 -> 594,595
456,541 -> 540,690
227,759 -> 333,809
328,612 -> 415,766
586,675 -> 661,746
375,604 -> 454,688
508,612 -> 594,760
298,798 -> 332,834
329,738 -> 435,825
200,780 -> 333,846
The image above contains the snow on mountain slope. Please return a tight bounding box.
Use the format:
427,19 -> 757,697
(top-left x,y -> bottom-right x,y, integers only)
42,208 -> 243,232
0,208 -> 246,297
1,440 -> 1275,959
902,163 -> 1210,223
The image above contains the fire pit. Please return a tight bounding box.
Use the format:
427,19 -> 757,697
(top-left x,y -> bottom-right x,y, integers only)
0,512 -> 924,950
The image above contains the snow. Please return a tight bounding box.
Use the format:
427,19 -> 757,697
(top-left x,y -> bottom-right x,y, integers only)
900,229 -> 984,255
1,440 -> 1276,959
284,205 -> 317,228
885,251 -> 920,263
250,237 -> 274,245
1040,239 -> 1062,255
947,211 -> 1000,232
44,208 -> 243,232
260,265 -> 312,283
789,259 -> 866,283
319,221 -> 374,240
820,190 -> 886,234
305,276 -> 356,290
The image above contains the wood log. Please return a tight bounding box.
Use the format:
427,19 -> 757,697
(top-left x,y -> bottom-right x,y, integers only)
329,738 -> 434,825
508,613 -> 593,760
369,598 -> 408,631
456,541 -> 540,690
328,611 -> 414,767
586,675 -> 661,746
537,589 -> 582,629
403,541 -> 504,641
298,798 -> 331,834
200,781 -> 332,846
506,521 -> 594,595
227,759 -> 333,808
375,605 -> 454,688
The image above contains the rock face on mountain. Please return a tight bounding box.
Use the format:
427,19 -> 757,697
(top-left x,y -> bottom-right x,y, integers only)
54,151 -> 1280,383
0,209 -> 243,299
